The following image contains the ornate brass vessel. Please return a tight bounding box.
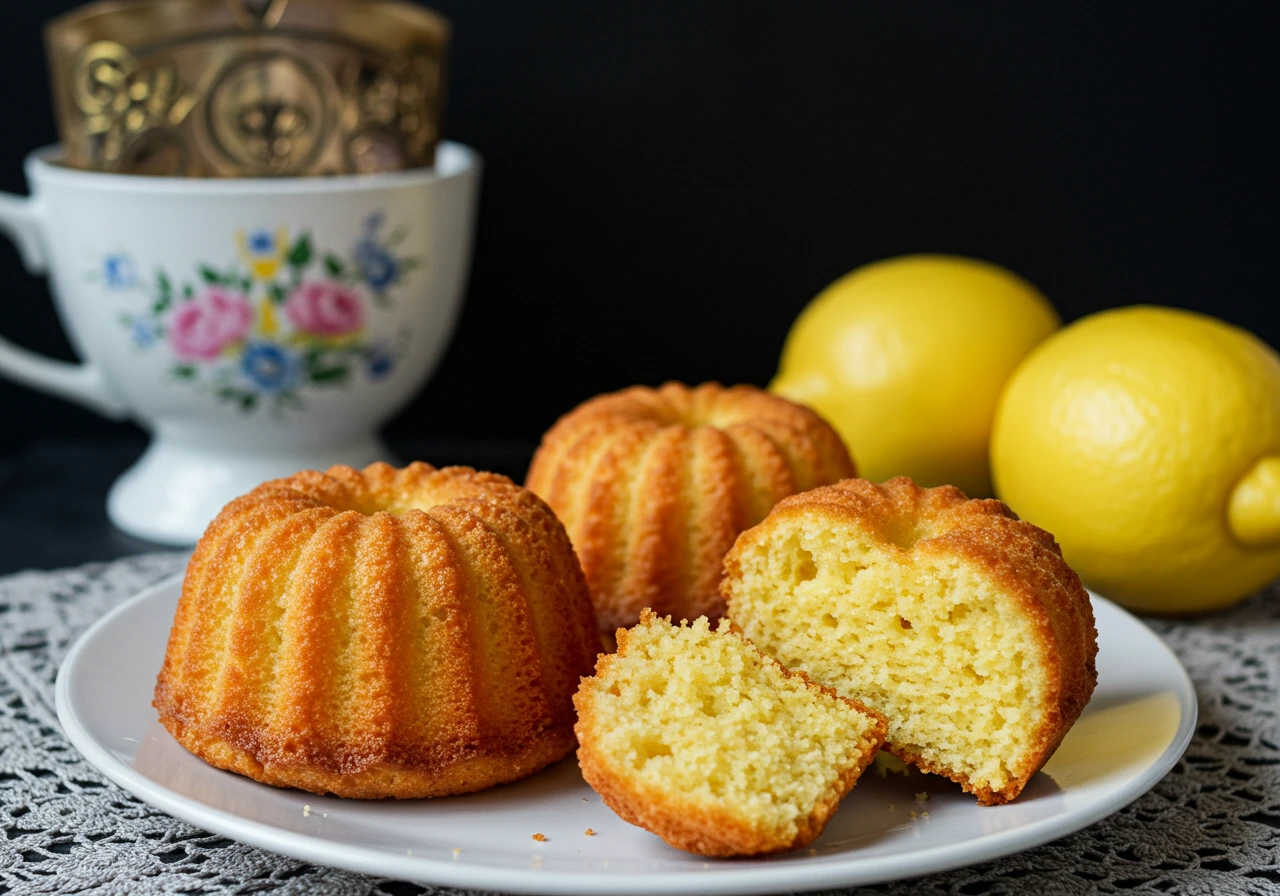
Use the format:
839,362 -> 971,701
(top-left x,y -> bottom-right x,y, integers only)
46,0 -> 449,176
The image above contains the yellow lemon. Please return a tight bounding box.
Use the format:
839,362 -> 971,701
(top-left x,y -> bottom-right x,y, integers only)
991,305 -> 1280,613
771,254 -> 1059,496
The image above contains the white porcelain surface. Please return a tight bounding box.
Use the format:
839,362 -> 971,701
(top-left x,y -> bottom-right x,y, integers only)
0,145 -> 480,544
55,578 -> 1196,895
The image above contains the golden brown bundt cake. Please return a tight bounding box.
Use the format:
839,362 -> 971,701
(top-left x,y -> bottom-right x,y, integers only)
526,381 -> 855,635
574,611 -> 886,857
154,462 -> 601,799
721,476 -> 1097,805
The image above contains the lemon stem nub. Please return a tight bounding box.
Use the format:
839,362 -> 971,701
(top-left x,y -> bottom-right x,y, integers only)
1228,456 -> 1280,548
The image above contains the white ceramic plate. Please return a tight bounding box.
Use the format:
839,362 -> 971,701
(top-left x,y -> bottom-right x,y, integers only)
56,575 -> 1195,895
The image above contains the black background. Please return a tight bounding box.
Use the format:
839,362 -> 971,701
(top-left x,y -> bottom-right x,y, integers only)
1,1 -> 1277,452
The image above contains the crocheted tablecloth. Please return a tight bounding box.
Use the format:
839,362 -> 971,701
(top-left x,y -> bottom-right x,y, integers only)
1,554 -> 1277,895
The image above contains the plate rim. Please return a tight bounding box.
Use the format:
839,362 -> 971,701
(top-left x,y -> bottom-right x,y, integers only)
54,573 -> 1198,895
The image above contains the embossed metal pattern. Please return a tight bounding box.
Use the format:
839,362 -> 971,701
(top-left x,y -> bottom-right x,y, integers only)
46,0 -> 449,176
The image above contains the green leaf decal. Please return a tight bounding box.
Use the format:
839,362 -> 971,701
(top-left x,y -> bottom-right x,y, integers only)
324,254 -> 344,278
172,364 -> 197,379
153,271 -> 173,313
199,265 -> 221,284
309,365 -> 350,384
288,234 -> 313,268
268,282 -> 287,305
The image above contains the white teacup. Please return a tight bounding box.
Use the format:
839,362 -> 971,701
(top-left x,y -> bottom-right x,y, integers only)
0,143 -> 480,544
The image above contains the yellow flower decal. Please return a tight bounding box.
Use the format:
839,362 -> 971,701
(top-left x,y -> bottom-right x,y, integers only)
236,226 -> 290,281
258,298 -> 279,337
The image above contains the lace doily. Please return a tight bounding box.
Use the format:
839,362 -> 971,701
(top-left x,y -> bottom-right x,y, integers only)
1,554 -> 1277,895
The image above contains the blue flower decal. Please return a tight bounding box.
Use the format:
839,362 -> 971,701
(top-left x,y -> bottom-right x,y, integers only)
240,342 -> 299,392
366,343 -> 395,380
104,253 -> 137,289
248,230 -> 275,253
130,318 -> 155,348
355,244 -> 399,291
352,213 -> 404,292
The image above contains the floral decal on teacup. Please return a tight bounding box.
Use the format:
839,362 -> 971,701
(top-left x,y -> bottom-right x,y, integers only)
111,214 -> 418,413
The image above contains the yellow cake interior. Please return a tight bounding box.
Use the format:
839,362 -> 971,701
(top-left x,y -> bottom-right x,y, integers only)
728,517 -> 1051,797
585,614 -> 881,839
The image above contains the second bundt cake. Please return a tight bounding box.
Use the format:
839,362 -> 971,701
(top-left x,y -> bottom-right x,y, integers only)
722,477 -> 1098,805
526,381 -> 855,634
154,462 -> 601,799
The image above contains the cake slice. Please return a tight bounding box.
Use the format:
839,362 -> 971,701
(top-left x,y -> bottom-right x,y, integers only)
721,476 -> 1098,805
573,610 -> 887,857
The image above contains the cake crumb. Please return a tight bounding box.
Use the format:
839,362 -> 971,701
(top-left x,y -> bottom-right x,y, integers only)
915,791 -> 929,803
533,833 -> 547,842
584,828 -> 595,836
909,810 -> 917,818
581,797 -> 589,802
888,803 -> 895,811
302,804 -> 311,817
922,811 -> 930,817
452,847 -> 461,859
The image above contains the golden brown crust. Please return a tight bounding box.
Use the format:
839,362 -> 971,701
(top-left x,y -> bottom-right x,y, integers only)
573,611 -> 887,857
154,462 -> 601,799
721,476 -> 1098,806
527,382 -> 855,635
159,715 -> 577,799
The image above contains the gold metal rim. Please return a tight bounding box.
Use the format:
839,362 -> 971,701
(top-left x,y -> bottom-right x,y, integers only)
44,0 -> 450,177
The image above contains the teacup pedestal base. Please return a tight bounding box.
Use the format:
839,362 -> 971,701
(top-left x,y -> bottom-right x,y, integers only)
107,434 -> 396,545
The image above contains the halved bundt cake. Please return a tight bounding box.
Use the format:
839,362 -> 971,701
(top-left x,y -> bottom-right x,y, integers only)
574,611 -> 886,856
721,476 -> 1098,805
154,462 -> 601,799
526,381 -> 855,635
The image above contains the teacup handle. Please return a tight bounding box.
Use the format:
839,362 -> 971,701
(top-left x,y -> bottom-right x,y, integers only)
0,193 -> 129,418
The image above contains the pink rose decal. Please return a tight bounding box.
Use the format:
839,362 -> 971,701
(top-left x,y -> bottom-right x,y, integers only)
284,281 -> 365,336
169,288 -> 253,360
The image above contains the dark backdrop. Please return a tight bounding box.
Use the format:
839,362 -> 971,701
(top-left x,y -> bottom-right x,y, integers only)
1,1 -> 1277,452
